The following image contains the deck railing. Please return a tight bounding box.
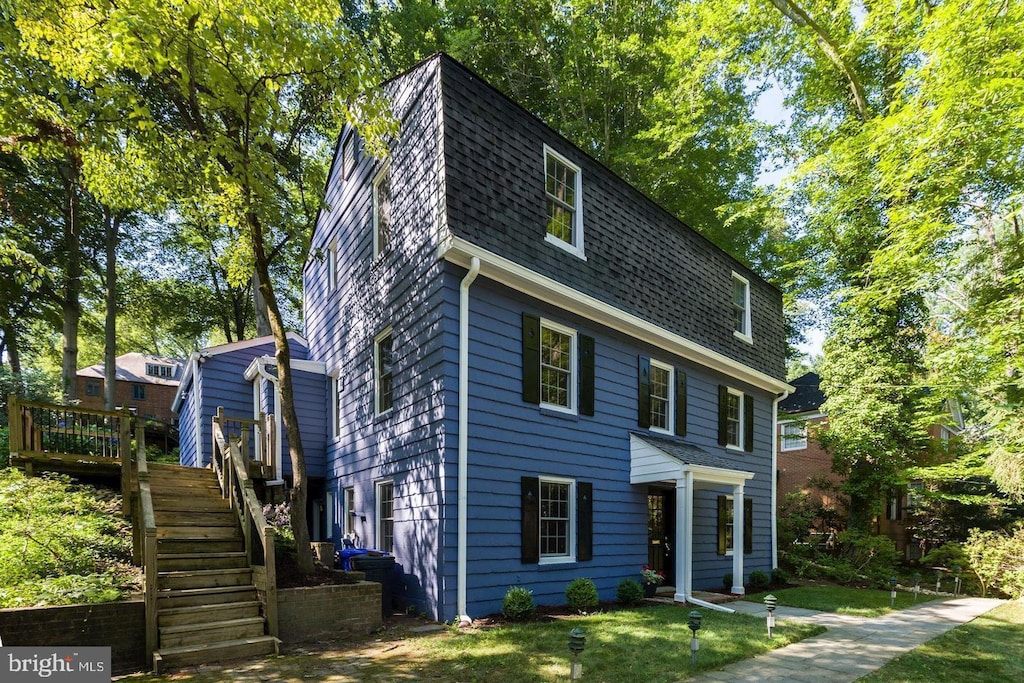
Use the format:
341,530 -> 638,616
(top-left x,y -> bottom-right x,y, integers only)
211,407 -> 278,637
7,394 -> 133,514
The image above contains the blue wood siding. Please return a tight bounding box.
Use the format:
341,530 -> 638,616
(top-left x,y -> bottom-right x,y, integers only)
176,382 -> 197,467
279,368 -> 327,480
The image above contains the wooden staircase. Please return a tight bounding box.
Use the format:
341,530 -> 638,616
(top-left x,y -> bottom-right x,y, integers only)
147,463 -> 279,673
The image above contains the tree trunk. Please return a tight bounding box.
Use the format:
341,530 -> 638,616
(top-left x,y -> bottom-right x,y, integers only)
252,270 -> 272,336
60,168 -> 82,403
2,322 -> 21,375
248,212 -> 313,574
103,210 -> 120,411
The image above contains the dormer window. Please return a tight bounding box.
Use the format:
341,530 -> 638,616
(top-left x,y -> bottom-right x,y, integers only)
544,146 -> 584,258
732,273 -> 752,343
145,363 -> 174,379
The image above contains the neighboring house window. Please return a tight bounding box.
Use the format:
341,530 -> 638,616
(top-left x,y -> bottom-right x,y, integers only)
520,476 -> 592,565
374,328 -> 394,415
344,486 -> 356,539
146,363 -> 174,378
373,162 -> 392,258
543,146 -> 584,257
329,374 -> 340,438
717,495 -> 753,555
522,313 -> 594,416
85,381 -> 101,396
132,384 -> 146,401
342,132 -> 357,180
780,421 -> 808,451
718,386 -> 753,451
637,356 -> 687,435
732,272 -> 752,342
376,480 -> 394,553
885,489 -> 903,521
327,242 -> 338,292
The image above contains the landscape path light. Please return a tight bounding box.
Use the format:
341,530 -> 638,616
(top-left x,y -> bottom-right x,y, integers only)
763,594 -> 778,638
889,576 -> 898,608
688,610 -> 702,667
913,572 -> 921,603
568,627 -> 586,681
935,568 -> 943,592
952,565 -> 962,597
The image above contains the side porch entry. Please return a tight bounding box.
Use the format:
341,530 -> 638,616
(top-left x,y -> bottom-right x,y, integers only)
631,433 -> 754,601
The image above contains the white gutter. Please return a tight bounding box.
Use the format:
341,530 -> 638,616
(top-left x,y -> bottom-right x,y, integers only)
457,256 -> 481,626
771,389 -> 790,570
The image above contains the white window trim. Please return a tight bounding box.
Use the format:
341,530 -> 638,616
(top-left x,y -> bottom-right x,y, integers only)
374,327 -> 394,416
726,387 -> 745,451
344,486 -> 357,538
649,359 -> 674,435
731,272 -> 752,344
539,318 -> 578,415
543,145 -> 585,260
329,372 -> 341,438
779,420 -> 808,451
538,475 -> 576,565
724,494 -> 735,556
327,242 -> 338,292
372,161 -> 391,260
376,479 -> 394,553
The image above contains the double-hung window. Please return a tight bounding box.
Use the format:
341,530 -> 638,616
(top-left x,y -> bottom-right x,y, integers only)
521,475 -> 592,564
85,381 -> 101,396
329,374 -> 341,438
523,313 -> 594,416
717,495 -> 753,555
344,486 -> 356,539
725,390 -> 742,447
373,162 -> 392,259
649,360 -> 673,433
718,386 -> 753,451
780,421 -> 808,451
327,242 -> 338,292
376,480 -> 394,553
544,146 -> 584,257
132,384 -> 146,401
539,477 -> 574,561
540,321 -> 576,412
732,273 -> 752,342
374,328 -> 394,415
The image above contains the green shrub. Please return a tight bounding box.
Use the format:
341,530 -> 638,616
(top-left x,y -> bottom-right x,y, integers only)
0,428 -> 8,468
921,542 -> 968,569
770,567 -> 789,586
723,572 -> 733,590
502,586 -> 535,621
963,523 -> 1024,598
565,577 -> 599,614
748,570 -> 770,590
616,578 -> 644,605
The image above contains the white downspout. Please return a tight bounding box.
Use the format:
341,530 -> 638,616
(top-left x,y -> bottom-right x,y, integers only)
771,390 -> 790,569
191,355 -> 202,467
457,256 -> 481,626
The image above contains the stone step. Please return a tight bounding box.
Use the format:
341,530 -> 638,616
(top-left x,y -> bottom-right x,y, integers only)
152,635 -> 279,675
157,585 -> 259,610
159,568 -> 253,591
157,552 -> 249,572
157,538 -> 245,555
159,616 -> 266,648
158,601 -> 262,628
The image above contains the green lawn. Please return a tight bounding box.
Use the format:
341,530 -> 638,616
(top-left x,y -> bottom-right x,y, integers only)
744,585 -> 937,617
859,600 -> 1024,683
119,605 -> 825,682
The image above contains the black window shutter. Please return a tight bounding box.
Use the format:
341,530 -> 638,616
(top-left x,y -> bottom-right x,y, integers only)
522,314 -> 540,404
638,355 -> 651,428
717,385 -> 729,446
744,498 -> 753,554
577,482 -> 593,561
521,476 -> 539,564
579,335 -> 595,417
717,495 -> 727,555
674,369 -> 687,437
744,394 -> 755,451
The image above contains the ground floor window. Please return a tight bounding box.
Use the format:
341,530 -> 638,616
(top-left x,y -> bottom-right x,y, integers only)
520,475 -> 592,564
376,480 -> 394,553
717,495 -> 753,555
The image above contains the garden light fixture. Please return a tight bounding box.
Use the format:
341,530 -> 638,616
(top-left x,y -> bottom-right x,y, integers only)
688,610 -> 702,666
913,572 -> 921,603
763,594 -> 778,637
568,628 -> 586,681
889,576 -> 897,608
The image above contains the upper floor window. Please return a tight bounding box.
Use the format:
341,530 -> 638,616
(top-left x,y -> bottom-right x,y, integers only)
145,363 -> 174,378
327,242 -> 338,292
85,381 -> 101,396
132,384 -> 146,401
373,162 -> 392,259
329,374 -> 341,438
540,320 -> 576,412
649,360 -> 673,433
732,273 -> 751,343
544,146 -> 584,258
718,385 -> 753,451
374,328 -> 394,415
780,421 -> 808,451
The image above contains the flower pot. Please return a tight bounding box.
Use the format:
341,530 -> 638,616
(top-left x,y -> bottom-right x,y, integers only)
644,583 -> 658,598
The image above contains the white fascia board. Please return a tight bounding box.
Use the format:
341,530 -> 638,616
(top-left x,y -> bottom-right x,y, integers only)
170,351 -> 199,413
440,236 -> 792,395
243,355 -> 327,382
685,464 -> 754,487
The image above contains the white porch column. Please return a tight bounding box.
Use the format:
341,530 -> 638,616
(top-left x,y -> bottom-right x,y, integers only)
674,470 -> 694,603
731,484 -> 745,595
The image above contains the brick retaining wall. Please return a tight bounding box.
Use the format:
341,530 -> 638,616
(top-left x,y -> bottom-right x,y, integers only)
278,581 -> 382,643
0,599 -> 146,675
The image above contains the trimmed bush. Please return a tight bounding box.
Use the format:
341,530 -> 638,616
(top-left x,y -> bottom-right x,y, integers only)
770,567 -> 789,586
565,577 -> 599,614
748,570 -> 770,590
502,586 -> 536,621
616,578 -> 644,605
723,572 -> 733,590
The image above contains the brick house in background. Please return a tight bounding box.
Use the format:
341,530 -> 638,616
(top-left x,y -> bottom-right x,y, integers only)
76,352 -> 184,427
777,371 -> 965,559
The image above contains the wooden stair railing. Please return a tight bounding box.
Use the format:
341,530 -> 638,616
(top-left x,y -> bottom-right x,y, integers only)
211,407 -> 278,638
134,426 -> 159,665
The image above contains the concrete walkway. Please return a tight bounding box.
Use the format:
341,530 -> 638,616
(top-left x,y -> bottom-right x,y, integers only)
686,596 -> 1004,682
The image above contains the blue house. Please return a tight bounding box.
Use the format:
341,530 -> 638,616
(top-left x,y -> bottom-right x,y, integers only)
299,53 -> 792,622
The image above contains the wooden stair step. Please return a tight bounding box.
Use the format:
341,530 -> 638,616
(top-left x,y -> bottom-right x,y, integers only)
157,538 -> 245,554
159,568 -> 252,590
151,497 -> 231,512
159,616 -> 266,648
157,552 -> 248,571
156,526 -> 241,540
154,510 -> 238,527
152,635 -> 279,674
158,601 -> 262,627
157,585 -> 258,609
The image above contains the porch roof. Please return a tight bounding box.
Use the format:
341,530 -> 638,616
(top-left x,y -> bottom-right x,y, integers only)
629,433 -> 754,487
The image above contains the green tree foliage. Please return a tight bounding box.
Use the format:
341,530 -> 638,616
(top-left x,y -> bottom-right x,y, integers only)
0,469 -> 136,606
963,523 -> 1024,599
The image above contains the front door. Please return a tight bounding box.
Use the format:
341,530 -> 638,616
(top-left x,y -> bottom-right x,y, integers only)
647,488 -> 675,584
